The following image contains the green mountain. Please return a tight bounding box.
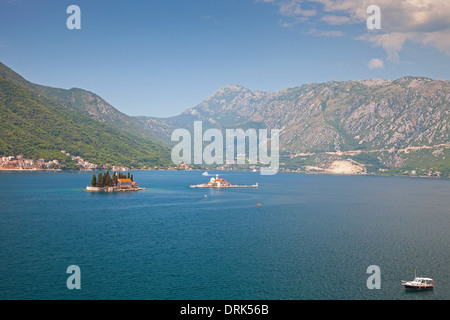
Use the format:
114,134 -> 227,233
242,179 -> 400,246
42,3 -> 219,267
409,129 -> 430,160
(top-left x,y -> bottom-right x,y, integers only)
0,62 -> 168,146
0,62 -> 171,168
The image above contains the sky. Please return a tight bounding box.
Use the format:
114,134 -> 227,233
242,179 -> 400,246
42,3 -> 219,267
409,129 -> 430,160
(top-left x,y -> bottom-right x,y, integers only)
1,0 -> 449,117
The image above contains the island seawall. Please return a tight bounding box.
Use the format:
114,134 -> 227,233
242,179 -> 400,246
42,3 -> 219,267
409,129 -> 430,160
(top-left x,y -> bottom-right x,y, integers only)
86,186 -> 145,192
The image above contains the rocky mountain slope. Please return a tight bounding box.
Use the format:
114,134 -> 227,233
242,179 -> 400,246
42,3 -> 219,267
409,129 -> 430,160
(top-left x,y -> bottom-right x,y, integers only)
142,78 -> 450,175
170,79 -> 449,152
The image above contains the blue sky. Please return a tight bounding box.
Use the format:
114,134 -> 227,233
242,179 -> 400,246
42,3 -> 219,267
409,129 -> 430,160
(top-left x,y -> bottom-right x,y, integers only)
1,0 -> 449,117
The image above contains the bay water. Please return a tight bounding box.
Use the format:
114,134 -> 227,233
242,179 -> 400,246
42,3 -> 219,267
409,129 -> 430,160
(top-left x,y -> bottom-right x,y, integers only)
0,171 -> 449,300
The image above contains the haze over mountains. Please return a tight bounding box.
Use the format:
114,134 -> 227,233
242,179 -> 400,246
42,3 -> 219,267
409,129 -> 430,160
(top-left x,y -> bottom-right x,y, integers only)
1,61 -> 449,175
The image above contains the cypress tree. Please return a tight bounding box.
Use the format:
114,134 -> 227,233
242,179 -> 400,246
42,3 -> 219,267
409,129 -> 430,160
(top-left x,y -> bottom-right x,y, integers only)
90,174 -> 97,187
103,172 -> 110,187
105,171 -> 113,187
97,173 -> 104,187
112,172 -> 117,186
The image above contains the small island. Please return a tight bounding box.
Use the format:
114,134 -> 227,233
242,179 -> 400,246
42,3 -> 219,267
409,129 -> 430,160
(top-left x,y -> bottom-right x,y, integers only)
86,171 -> 145,192
190,174 -> 258,189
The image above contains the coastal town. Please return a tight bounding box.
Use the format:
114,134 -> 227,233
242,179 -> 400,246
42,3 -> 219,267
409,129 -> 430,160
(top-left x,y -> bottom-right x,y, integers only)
0,150 -> 129,171
0,150 -> 130,171
0,150 -> 196,172
1,154 -> 62,171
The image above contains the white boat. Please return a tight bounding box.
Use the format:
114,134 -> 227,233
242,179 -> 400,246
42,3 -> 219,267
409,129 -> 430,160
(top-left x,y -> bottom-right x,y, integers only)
202,171 -> 209,176
402,271 -> 434,290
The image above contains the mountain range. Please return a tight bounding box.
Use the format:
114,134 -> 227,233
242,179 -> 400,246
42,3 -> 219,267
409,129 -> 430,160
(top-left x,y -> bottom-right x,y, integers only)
1,61 -> 449,176
142,79 -> 450,176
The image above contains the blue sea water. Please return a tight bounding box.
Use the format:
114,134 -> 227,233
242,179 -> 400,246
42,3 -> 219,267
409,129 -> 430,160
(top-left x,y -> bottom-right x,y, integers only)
0,171 -> 449,300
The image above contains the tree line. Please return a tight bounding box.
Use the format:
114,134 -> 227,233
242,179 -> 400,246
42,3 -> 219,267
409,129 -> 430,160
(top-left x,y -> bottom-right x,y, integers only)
90,171 -> 134,188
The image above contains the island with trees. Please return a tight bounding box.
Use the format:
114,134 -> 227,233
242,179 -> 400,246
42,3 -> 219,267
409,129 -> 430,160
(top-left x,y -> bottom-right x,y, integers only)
86,171 -> 145,192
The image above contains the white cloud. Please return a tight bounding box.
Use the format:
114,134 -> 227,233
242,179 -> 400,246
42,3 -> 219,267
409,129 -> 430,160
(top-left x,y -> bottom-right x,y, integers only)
368,58 -> 385,69
321,15 -> 351,25
422,31 -> 450,56
357,32 -> 413,62
257,0 -> 450,60
279,0 -> 317,17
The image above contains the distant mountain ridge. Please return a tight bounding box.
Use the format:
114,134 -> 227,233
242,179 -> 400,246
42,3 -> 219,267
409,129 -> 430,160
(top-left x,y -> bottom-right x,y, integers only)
138,77 -> 450,175
174,78 -> 450,151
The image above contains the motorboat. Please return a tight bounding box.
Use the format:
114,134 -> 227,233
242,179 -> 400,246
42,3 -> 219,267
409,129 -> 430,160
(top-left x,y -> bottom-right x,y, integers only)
402,271 -> 434,290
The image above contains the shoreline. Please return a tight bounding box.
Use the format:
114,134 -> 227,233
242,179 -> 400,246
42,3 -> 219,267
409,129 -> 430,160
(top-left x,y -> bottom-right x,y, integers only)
190,184 -> 259,189
0,168 -> 447,179
86,186 -> 146,192
0,168 -> 62,171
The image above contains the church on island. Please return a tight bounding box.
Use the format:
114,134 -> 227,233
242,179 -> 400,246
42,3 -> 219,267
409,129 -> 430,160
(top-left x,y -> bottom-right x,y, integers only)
86,172 -> 144,192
